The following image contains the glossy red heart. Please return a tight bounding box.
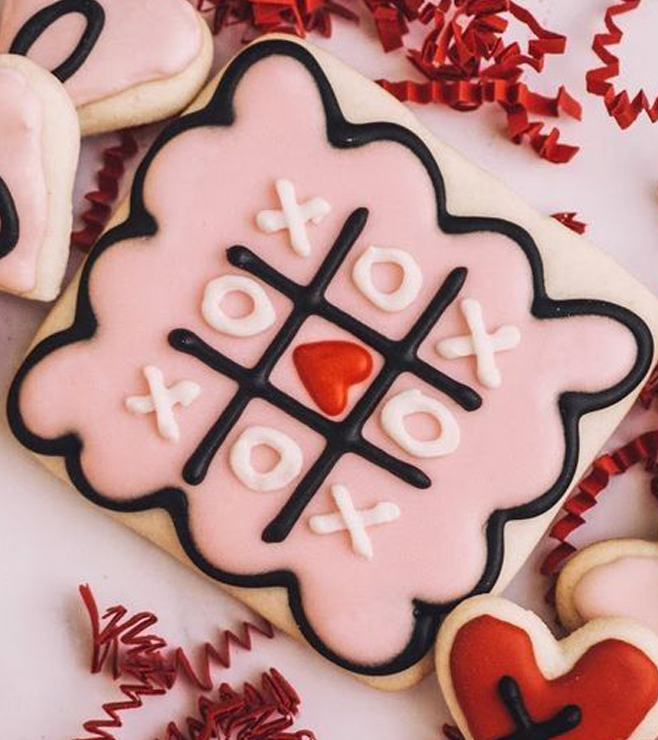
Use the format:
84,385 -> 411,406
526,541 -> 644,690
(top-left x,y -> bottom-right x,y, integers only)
449,615 -> 658,740
293,340 -> 373,416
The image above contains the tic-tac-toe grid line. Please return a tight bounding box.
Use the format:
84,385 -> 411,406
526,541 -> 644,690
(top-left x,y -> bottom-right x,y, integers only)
170,207 -> 479,543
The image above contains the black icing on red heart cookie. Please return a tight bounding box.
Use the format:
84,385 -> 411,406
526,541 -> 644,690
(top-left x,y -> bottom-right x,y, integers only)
7,38 -> 658,681
0,0 -> 213,135
436,596 -> 658,740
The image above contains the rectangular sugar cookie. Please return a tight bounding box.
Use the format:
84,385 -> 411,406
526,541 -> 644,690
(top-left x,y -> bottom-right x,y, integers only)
9,36 -> 658,690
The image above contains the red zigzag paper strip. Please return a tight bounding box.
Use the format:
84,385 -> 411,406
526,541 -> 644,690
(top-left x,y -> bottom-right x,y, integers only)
71,130 -> 139,253
539,430 -> 658,604
76,584 -> 276,740
586,0 -> 658,130
194,0 -> 358,39
375,0 -> 581,164
550,211 -> 587,234
158,669 -> 316,740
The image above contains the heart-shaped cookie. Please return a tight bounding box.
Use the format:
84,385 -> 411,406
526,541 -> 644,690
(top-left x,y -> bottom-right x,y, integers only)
437,596 -> 658,740
293,340 -> 373,416
0,0 -> 213,135
0,54 -> 78,300
557,538 -> 658,634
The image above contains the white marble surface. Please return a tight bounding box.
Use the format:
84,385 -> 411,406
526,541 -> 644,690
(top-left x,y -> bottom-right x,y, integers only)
3,1 -> 658,737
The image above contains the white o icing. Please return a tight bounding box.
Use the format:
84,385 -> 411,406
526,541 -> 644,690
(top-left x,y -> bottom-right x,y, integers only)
256,178 -> 331,257
202,274 -> 275,337
229,426 -> 303,492
125,366 -> 201,443
308,484 -> 400,559
352,246 -> 423,312
436,298 -> 521,389
381,388 -> 460,458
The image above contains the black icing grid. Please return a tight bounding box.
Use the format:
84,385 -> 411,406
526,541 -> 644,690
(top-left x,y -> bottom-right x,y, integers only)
169,206 -> 479,543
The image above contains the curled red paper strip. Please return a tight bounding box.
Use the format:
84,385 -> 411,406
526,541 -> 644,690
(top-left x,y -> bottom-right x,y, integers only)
76,585 -> 277,740
194,0 -> 358,39
157,669 -> 316,740
539,430 -> 658,605
374,0 -> 581,163
586,0 -> 658,130
550,212 -> 587,234
71,130 -> 139,253
363,0 -> 423,52
640,366 -> 658,408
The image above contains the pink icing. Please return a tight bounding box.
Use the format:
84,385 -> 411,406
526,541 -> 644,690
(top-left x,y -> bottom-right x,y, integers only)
0,66 -> 48,295
18,55 -> 639,665
573,556 -> 658,634
0,0 -> 201,106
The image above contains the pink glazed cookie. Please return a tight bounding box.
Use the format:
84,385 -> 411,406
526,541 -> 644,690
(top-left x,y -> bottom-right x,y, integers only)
0,0 -> 213,135
8,37 -> 658,688
0,53 -> 78,300
557,539 -> 658,634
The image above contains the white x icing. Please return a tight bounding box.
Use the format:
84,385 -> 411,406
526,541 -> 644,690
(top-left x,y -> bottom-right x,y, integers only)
202,274 -> 276,337
229,425 -> 303,492
308,484 -> 400,559
125,366 -> 201,443
381,388 -> 460,458
256,179 -> 331,257
436,298 -> 521,389
352,246 -> 423,312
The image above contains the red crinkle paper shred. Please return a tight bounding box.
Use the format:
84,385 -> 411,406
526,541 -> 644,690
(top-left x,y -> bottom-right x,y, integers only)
75,585 -> 314,740
587,0 -> 658,130
550,212 -> 587,235
157,670 -> 315,740
194,0 -> 358,39
376,0 -> 581,163
71,130 -> 139,253
539,429 -> 658,603
640,365 -> 658,409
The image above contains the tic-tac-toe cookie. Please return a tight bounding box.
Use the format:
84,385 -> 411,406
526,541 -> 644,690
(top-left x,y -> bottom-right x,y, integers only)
0,0 -> 213,136
8,37 -> 658,687
557,539 -> 658,634
0,53 -> 78,300
436,596 -> 658,740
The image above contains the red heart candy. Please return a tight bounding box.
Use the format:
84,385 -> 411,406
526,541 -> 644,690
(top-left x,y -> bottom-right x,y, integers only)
293,340 -> 373,416
449,615 -> 658,740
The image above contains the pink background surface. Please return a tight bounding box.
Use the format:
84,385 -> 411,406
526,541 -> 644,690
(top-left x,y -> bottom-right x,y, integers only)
3,1 -> 658,737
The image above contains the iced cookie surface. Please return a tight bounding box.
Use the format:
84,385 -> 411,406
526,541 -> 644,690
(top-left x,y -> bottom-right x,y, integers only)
0,53 -> 78,300
0,0 -> 212,134
8,37 -> 658,682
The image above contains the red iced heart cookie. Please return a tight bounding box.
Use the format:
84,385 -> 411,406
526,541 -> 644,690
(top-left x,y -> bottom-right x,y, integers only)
437,597 -> 658,740
293,340 -> 373,416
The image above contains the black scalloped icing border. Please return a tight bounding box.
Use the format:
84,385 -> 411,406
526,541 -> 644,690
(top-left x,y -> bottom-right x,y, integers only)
6,39 -> 654,676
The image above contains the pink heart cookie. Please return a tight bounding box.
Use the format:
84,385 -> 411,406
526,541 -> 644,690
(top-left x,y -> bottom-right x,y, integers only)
557,539 -> 658,634
0,0 -> 213,135
0,53 -> 78,300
